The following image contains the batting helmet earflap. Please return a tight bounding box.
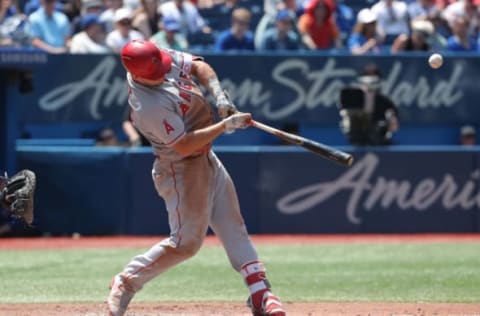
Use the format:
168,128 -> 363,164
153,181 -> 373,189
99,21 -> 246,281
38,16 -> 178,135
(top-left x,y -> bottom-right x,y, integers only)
120,40 -> 172,81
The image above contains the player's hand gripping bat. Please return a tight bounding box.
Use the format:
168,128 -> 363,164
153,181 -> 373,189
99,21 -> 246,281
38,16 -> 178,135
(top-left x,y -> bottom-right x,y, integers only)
250,120 -> 354,167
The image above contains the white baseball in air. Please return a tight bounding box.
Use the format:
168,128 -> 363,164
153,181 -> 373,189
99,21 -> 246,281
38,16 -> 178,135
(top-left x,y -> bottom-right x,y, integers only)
428,53 -> 443,69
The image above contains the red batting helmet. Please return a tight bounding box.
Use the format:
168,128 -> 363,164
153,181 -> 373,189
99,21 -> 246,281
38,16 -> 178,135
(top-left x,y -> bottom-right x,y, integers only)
120,40 -> 172,80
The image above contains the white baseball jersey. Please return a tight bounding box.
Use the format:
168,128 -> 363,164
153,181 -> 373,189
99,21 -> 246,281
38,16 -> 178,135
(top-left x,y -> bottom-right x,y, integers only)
126,48 -> 214,162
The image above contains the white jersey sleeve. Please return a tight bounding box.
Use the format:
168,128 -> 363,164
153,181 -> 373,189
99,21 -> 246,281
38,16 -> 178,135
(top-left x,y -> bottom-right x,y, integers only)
162,48 -> 203,75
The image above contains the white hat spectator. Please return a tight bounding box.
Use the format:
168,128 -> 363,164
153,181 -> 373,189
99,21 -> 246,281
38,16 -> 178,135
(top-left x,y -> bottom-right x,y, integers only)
411,20 -> 434,36
357,8 -> 377,24
114,7 -> 133,23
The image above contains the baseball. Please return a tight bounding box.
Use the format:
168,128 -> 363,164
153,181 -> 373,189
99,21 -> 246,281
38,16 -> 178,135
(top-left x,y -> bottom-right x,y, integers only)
429,53 -> 443,69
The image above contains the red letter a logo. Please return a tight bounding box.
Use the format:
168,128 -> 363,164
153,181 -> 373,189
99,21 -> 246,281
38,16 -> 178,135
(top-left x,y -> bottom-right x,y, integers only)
163,120 -> 175,135
179,103 -> 190,116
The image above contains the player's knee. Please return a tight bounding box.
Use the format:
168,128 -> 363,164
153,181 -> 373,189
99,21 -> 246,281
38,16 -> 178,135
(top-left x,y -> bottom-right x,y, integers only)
175,237 -> 203,258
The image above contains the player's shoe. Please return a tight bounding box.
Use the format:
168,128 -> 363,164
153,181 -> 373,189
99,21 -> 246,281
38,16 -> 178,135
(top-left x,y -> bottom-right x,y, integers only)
247,291 -> 286,316
106,274 -> 135,316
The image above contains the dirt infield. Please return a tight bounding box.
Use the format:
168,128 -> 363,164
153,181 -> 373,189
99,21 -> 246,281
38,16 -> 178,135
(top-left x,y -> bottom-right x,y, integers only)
1,302 -> 480,316
1,234 -> 480,315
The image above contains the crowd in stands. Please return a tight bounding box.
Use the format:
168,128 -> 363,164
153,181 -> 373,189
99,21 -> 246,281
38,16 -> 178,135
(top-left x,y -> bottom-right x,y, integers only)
1,0 -> 480,54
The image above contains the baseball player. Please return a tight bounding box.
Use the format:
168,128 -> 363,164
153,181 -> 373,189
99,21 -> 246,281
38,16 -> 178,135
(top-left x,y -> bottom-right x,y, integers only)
106,40 -> 285,316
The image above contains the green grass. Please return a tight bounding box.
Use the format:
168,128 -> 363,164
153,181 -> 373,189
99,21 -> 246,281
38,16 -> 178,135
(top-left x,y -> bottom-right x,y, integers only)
0,243 -> 479,303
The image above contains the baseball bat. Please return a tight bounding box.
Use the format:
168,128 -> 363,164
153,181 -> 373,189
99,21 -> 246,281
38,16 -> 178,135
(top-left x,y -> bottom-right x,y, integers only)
251,120 -> 354,166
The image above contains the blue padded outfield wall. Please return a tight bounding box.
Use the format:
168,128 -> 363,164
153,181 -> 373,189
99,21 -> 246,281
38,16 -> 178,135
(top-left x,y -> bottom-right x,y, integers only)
7,52 -> 480,133
3,52 -> 480,235
16,146 -> 480,235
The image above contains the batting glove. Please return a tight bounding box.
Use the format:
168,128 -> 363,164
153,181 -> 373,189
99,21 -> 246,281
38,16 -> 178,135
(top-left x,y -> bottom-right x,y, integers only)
223,112 -> 252,134
216,92 -> 237,119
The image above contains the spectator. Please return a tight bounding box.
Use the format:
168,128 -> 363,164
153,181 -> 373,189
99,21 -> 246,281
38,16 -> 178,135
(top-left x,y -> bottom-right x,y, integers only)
96,127 -> 120,146
71,0 -> 104,35
254,0 -> 302,48
1,0 -> 17,24
209,0 -> 241,15
264,0 -> 304,16
391,19 -> 432,52
99,0 -> 124,33
80,0 -> 104,15
0,0 -> 30,46
371,0 -> 410,45
332,0 -> 354,43
158,0 -> 211,38
132,0 -> 160,38
214,7 -> 254,51
258,9 -> 301,50
460,125 -> 476,146
106,7 -> 144,53
436,0 -> 454,10
297,0 -> 341,50
338,63 -> 399,146
425,13 -> 448,49
23,0 -> 62,16
62,0 -> 81,22
150,17 -> 188,50
446,16 -> 477,51
408,0 -> 440,21
203,0 -> 245,34
348,8 -> 381,54
427,10 -> 451,39
70,13 -> 111,53
123,0 -> 140,11
27,0 -> 70,53
443,0 -> 480,37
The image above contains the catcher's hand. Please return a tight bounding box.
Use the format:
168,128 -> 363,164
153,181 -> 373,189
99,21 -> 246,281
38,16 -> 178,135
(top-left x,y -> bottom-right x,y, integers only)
0,169 -> 36,225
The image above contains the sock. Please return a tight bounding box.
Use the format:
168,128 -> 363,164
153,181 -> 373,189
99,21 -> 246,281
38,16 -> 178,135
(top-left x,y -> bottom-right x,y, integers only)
240,260 -> 271,311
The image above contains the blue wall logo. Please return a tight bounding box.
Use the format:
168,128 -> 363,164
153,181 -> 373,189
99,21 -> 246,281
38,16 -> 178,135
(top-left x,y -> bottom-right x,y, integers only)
277,153 -> 480,224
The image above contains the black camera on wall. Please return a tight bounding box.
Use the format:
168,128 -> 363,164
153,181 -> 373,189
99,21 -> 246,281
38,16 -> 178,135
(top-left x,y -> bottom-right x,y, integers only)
338,65 -> 398,146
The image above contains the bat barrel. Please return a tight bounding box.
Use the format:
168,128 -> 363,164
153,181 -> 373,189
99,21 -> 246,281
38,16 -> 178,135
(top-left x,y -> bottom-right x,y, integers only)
251,120 -> 354,167
302,140 -> 353,166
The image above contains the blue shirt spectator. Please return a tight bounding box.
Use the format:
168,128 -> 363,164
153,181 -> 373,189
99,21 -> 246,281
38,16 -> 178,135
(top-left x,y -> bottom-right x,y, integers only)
24,0 -> 63,16
260,28 -> 300,50
348,8 -> 381,55
334,1 -> 355,40
348,33 -> 381,54
347,32 -> 367,49
214,7 -> 255,52
258,9 -> 301,50
215,29 -> 255,51
28,0 -> 70,53
446,16 -> 477,52
447,36 -> 477,51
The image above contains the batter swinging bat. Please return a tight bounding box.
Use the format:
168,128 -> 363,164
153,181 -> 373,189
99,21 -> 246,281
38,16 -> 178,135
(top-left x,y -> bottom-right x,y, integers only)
251,120 -> 354,167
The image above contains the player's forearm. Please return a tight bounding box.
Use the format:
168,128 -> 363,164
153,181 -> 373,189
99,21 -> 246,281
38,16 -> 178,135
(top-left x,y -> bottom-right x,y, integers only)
191,60 -> 225,100
173,121 -> 226,156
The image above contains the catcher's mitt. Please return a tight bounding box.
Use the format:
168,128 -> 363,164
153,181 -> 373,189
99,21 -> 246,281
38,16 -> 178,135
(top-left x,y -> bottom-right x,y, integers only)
0,169 -> 36,225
